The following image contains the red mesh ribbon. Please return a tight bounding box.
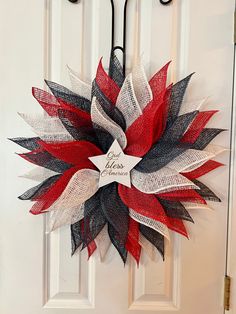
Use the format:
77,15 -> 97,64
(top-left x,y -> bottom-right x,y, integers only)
119,185 -> 189,237
125,87 -> 171,157
32,88 -> 90,118
167,217 -> 188,238
30,166 -> 81,215
158,190 -> 207,204
38,140 -> 102,165
182,160 -> 223,180
181,110 -> 218,144
87,241 -> 97,259
118,185 -> 169,225
58,108 -> 92,129
149,62 -> 170,99
95,59 -> 120,105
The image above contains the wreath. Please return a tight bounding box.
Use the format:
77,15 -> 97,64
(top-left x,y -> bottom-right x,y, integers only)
11,55 -> 224,264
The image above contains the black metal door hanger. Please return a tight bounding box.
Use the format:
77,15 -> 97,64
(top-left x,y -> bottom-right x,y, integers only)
67,0 -> 173,73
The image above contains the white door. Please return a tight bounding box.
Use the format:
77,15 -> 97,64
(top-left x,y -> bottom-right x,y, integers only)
0,1 -> 234,313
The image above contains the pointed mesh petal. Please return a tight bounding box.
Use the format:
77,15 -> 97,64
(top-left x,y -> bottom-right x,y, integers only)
108,223 -> 127,264
36,132 -> 74,142
181,111 -> 218,144
179,97 -> 207,116
47,169 -> 99,211
19,175 -> 60,201
158,189 -> 206,204
167,217 -> 188,237
19,148 -> 72,173
18,113 -> 66,134
50,204 -> 85,231
67,65 -> 92,100
58,109 -> 101,145
87,241 -> 97,259
135,143 -> 188,173
91,97 -> 127,149
167,149 -> 215,173
149,62 -> 170,100
45,80 -> 91,113
167,74 -> 194,126
140,225 -> 165,259
71,219 -> 83,255
38,140 -> 102,166
118,185 -> 171,235
125,95 -> 171,157
132,63 -> 153,110
95,225 -> 111,262
162,111 -> 198,143
183,160 -> 223,180
193,128 -> 225,150
205,144 -> 227,156
92,80 -> 126,130
32,88 -> 82,117
158,199 -> 194,222
82,206 -> 106,247
131,168 -> 198,194
19,167 -> 58,182
95,59 -> 120,105
29,166 -> 81,215
116,73 -> 142,128
129,208 -> 170,239
108,53 -> 125,87
182,202 -> 212,210
9,137 -> 40,151
101,183 -> 129,244
193,179 -> 221,202
180,147 -> 223,173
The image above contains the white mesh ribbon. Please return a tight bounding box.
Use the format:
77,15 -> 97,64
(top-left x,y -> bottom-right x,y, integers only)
91,97 -> 127,149
205,144 -> 227,156
179,97 -> 208,115
47,169 -> 99,212
182,202 -> 212,210
50,203 -> 85,231
36,132 -> 74,142
132,63 -> 153,111
180,145 -> 225,174
131,168 -> 198,194
115,74 -> 142,128
67,65 -> 92,100
167,149 -> 215,173
129,208 -> 170,239
20,167 -> 58,182
95,225 -> 111,262
18,113 -> 73,141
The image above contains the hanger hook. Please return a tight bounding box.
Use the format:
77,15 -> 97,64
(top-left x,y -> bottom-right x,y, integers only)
160,0 -> 172,5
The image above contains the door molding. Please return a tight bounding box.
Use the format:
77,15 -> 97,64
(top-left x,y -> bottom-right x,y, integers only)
226,37 -> 236,314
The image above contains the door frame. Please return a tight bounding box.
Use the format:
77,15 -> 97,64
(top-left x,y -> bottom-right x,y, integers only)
226,16 -> 236,313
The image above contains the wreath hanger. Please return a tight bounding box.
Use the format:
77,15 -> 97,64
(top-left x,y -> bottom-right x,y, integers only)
67,0 -> 173,74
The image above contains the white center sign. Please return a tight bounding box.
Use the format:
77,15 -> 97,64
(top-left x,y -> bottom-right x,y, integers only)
89,140 -> 142,188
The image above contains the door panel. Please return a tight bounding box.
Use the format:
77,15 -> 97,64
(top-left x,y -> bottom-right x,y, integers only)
0,0 -> 234,313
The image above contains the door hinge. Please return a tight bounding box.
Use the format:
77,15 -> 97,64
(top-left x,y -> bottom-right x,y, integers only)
224,275 -> 231,311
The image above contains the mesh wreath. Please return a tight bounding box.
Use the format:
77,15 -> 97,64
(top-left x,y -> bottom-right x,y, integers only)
11,55 -> 225,264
